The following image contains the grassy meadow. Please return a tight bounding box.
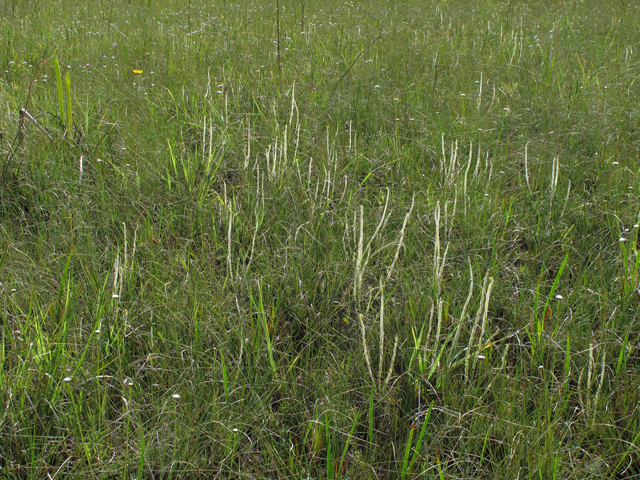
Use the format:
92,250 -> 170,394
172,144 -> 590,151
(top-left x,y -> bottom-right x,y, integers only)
1,0 -> 640,477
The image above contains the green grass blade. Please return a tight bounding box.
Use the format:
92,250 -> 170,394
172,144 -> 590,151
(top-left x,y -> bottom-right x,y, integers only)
54,53 -> 64,124
338,412 -> 358,476
65,71 -> 73,132
543,251 -> 569,318
410,403 -> 433,469
325,412 -> 333,479
251,283 -> 277,376
221,350 -> 229,403
400,424 -> 415,480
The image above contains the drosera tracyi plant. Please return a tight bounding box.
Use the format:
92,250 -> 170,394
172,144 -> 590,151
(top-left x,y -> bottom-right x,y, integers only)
1,0 -> 640,478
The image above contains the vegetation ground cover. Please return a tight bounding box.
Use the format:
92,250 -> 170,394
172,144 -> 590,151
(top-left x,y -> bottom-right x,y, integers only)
1,0 -> 640,478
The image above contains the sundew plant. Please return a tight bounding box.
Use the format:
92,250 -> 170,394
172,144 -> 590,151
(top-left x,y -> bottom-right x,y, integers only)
1,0 -> 640,478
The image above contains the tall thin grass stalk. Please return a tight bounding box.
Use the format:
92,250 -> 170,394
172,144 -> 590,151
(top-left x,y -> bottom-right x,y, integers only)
359,313 -> 374,385
433,202 -> 441,286
463,141 -> 473,209
477,72 -> 483,111
465,272 -> 490,379
387,193 -> 415,281
358,284 -> 398,392
226,197 -> 235,282
524,141 -> 531,192
353,188 -> 390,299
377,279 -> 385,387
474,276 -> 494,370
550,156 -> 560,199
440,135 -> 459,187
244,118 -> 251,170
432,201 -> 450,297
448,259 -> 474,368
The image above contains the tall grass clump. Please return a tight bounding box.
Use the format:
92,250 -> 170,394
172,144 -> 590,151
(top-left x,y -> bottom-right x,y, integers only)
1,0 -> 640,478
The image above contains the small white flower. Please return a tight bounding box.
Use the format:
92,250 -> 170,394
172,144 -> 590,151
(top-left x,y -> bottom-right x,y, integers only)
172,393 -> 181,399
555,295 -> 563,299
63,377 -> 72,383
477,355 -> 486,360
112,294 -> 119,298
